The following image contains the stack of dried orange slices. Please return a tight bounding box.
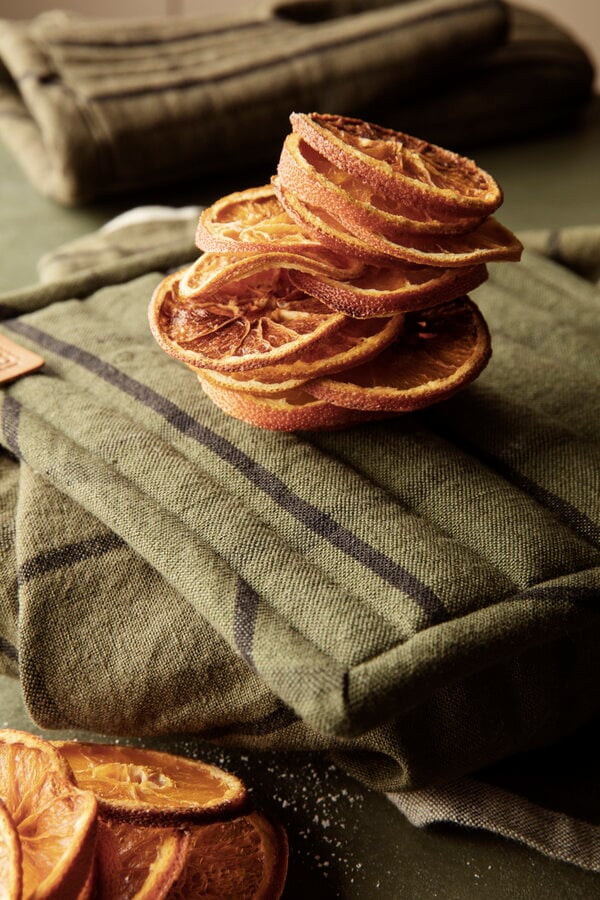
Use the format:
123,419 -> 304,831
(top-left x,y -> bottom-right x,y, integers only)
0,730 -> 287,899
149,112 -> 522,431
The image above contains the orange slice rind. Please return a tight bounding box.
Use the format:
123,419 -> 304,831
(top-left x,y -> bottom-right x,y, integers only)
305,297 -> 491,412
274,179 -> 522,268
290,112 -> 503,217
0,729 -> 98,900
199,378 -> 387,431
179,247 -> 363,301
95,817 -> 190,900
0,798 -> 22,900
167,811 -> 288,900
289,262 -> 488,317
52,742 -> 249,826
278,133 -> 485,237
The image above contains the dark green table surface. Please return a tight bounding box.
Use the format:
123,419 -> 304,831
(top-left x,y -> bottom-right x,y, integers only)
1,101 -> 600,899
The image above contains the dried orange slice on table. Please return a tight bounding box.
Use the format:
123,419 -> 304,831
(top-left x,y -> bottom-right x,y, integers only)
305,297 -> 491,412
200,378 -> 387,431
290,112 -> 503,217
0,798 -> 21,900
278,132 -> 485,237
52,741 -> 248,825
167,811 -> 288,900
274,179 -> 522,268
94,817 -> 189,899
0,729 -> 97,900
196,184 -> 352,263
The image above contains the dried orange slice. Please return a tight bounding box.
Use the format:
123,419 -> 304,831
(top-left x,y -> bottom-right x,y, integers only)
196,312 -> 403,394
149,268 -> 349,373
0,798 -> 21,900
167,812 -> 287,899
95,817 -> 189,900
178,248 -> 362,301
278,133 -> 484,237
290,112 -> 503,217
196,184 -> 321,255
305,297 -> 491,411
275,179 -> 522,268
52,741 -> 248,826
290,263 -> 488,318
199,377 -> 386,431
0,729 -> 97,900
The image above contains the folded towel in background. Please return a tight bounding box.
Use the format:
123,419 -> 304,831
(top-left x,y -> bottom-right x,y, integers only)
0,0 -> 592,206
0,214 -> 599,793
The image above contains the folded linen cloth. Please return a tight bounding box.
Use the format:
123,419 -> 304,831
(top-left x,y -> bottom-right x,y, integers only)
0,0 -> 591,206
1,217 -> 599,796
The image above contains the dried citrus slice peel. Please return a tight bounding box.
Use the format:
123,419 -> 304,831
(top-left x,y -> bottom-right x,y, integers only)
305,297 -> 491,412
278,133 -> 484,237
52,741 -> 248,826
167,811 -> 288,900
275,179 -> 522,268
199,378 -> 386,431
94,817 -> 189,900
0,798 -> 21,900
0,729 -> 97,900
150,268 -> 349,373
290,112 -> 503,216
196,312 -> 403,394
290,262 -> 488,317
179,247 -> 362,301
196,184 -> 322,256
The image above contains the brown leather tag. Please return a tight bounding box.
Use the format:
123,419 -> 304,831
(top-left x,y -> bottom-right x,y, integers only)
0,332 -> 44,383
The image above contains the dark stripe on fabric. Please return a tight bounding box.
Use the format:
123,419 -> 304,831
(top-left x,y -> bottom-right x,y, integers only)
3,319 -> 447,622
233,578 -> 259,669
87,0 -> 494,101
0,637 -> 18,664
2,395 -> 21,458
426,420 -> 600,549
202,703 -> 298,739
18,532 -> 126,585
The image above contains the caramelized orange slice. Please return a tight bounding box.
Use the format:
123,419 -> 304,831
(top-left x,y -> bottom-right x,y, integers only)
291,112 -> 503,217
0,730 -> 97,900
199,378 -> 386,431
305,297 -> 491,411
179,248 -> 362,301
0,798 -> 21,900
196,313 -> 403,394
275,180 -> 522,268
290,263 -> 488,317
95,817 -> 189,899
149,268 -> 349,373
53,742 -> 248,826
278,133 -> 484,237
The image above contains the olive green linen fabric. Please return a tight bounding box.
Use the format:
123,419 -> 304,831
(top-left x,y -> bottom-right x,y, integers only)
0,0 -> 508,205
0,220 -> 599,792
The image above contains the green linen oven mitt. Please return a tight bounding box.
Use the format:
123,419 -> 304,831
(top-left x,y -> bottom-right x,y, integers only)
0,213 -> 599,794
